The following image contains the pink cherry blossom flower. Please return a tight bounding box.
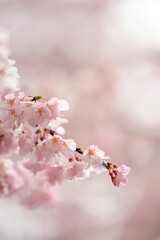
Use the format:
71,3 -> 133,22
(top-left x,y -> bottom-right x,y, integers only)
83,145 -> 110,172
23,101 -> 51,128
108,163 -> 131,187
1,93 -> 23,128
63,160 -> 90,180
47,97 -> 60,120
41,135 -> 76,161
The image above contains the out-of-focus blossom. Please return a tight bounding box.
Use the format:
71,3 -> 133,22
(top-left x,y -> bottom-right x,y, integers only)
0,28 -> 19,92
0,126 -> 17,155
0,158 -> 32,196
22,184 -> 60,209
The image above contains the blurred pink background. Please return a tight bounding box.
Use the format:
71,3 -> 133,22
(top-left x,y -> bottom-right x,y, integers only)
0,0 -> 160,239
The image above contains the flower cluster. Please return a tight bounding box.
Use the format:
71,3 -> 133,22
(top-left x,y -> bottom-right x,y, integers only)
0,28 -> 130,208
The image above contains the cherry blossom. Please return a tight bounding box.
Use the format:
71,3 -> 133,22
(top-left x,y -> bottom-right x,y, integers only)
0,28 -> 130,208
83,145 -> 110,169
63,160 -> 90,180
107,163 -> 131,187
